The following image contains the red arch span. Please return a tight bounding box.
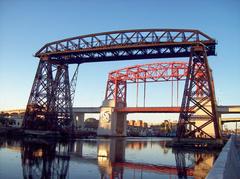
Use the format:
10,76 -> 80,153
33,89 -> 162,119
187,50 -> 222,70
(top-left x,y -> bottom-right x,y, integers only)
105,61 -> 188,106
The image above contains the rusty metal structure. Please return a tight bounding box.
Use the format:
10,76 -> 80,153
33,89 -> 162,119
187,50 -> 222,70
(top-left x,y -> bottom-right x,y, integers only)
105,58 -> 221,139
23,29 -> 220,139
177,45 -> 221,139
105,61 -> 188,107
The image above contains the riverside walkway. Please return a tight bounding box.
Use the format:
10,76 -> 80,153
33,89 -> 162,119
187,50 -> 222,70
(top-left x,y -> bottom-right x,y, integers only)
206,135 -> 240,179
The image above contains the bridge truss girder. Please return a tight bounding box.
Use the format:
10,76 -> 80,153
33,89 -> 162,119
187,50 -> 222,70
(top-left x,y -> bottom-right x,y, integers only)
35,29 -> 216,64
105,62 -> 188,106
23,28 -> 219,136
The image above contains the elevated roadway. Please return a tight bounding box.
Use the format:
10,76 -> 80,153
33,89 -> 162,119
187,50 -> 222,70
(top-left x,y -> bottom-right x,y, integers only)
2,105 -> 240,115
72,105 -> 240,114
115,107 -> 193,113
217,106 -> 240,114
221,118 -> 240,124
73,107 -> 100,113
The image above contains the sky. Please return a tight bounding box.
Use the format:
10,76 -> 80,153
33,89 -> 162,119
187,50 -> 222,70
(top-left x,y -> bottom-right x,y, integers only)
0,0 -> 240,125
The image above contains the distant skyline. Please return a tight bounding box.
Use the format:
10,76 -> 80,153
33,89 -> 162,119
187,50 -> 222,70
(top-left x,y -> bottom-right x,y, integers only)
0,0 -> 240,125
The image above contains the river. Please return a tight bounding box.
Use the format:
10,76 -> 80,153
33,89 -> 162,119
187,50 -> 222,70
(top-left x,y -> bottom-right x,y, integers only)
0,137 -> 220,179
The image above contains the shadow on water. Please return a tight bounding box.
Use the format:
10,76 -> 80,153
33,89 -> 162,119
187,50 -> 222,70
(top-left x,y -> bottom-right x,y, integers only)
21,139 -> 70,179
173,148 -> 219,179
0,137 -> 219,179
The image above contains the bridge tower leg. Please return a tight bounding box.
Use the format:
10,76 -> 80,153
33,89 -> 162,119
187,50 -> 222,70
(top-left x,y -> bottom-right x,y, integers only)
177,45 -> 222,141
23,59 -> 73,131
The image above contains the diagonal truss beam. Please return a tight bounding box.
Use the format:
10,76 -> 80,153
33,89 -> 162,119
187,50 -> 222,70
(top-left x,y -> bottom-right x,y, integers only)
177,45 -> 221,139
35,29 -> 216,64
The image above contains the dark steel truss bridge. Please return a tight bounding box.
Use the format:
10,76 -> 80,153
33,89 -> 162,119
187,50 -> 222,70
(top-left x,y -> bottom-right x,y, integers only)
23,29 -> 220,140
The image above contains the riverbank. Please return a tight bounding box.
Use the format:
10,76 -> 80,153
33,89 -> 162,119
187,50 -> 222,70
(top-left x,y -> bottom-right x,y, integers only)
206,135 -> 240,179
166,137 -> 225,149
0,127 -> 178,139
0,127 -> 229,151
0,127 -> 97,139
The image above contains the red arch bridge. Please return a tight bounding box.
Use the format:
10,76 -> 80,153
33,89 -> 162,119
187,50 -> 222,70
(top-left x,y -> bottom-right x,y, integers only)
23,28 -> 224,142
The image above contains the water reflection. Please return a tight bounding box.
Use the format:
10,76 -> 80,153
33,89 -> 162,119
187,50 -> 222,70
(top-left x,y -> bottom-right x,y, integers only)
21,139 -> 70,179
0,138 -> 219,179
98,139 -> 125,178
174,149 -> 218,179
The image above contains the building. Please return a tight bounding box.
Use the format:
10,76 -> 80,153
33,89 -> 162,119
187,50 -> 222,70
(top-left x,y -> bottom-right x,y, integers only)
128,120 -> 148,128
149,120 -> 178,136
127,120 -> 149,136
128,120 -> 135,126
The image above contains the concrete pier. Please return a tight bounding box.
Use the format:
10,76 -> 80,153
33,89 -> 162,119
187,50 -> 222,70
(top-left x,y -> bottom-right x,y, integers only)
206,135 -> 240,179
97,100 -> 127,136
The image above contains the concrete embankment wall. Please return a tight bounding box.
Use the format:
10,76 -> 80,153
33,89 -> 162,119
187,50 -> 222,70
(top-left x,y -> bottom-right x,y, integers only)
206,135 -> 240,179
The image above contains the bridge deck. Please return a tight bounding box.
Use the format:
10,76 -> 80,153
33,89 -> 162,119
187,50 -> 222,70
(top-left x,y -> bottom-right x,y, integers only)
2,105 -> 240,114
72,107 -> 100,113
115,107 -> 192,113
217,106 -> 240,114
221,118 -> 240,123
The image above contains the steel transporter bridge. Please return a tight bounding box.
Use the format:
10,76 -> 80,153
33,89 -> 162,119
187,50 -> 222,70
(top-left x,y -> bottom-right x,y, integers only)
23,29 -> 229,145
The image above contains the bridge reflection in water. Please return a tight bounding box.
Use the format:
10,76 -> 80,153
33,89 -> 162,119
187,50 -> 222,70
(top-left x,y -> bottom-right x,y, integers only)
0,138 -> 219,179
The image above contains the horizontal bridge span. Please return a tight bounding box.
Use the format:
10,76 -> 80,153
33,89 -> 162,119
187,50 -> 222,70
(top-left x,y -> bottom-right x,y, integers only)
72,107 -> 100,113
115,107 -> 194,113
221,118 -> 240,123
217,106 -> 240,114
3,105 -> 240,115
72,107 -> 187,114
35,29 -> 216,64
108,61 -> 188,83
71,106 -> 240,114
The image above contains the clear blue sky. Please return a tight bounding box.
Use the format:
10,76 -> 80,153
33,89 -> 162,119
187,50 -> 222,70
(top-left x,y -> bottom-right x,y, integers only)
0,0 -> 240,125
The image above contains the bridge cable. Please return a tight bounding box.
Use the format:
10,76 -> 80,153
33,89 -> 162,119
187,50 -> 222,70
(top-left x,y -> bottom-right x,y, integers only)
177,80 -> 179,106
136,79 -> 139,107
171,76 -> 174,107
144,80 -> 146,107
